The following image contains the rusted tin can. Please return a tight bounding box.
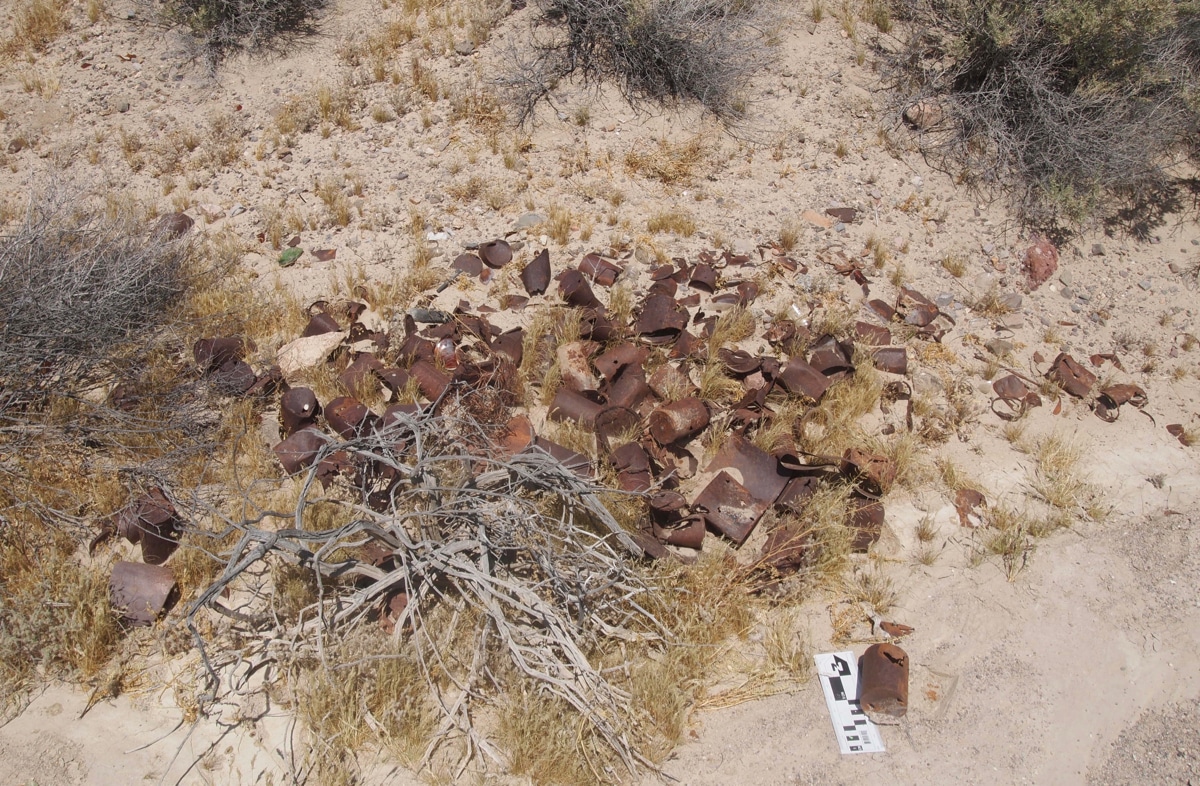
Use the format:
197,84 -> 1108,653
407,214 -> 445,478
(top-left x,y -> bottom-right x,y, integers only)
648,398 -> 709,444
858,643 -> 909,722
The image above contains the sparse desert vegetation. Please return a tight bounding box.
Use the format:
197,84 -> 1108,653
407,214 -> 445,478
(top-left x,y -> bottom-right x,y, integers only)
0,0 -> 1199,782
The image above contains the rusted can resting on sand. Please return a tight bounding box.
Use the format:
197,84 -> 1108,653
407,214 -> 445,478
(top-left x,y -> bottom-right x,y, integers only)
858,643 -> 909,723
647,397 -> 709,444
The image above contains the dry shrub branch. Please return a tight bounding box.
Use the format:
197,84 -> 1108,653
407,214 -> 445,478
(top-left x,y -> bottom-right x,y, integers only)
502,0 -> 778,123
184,400 -> 665,779
888,0 -> 1200,228
0,185 -> 194,407
155,0 -> 329,68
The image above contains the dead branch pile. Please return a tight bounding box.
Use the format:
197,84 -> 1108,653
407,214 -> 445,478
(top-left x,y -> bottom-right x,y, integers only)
185,399 -> 661,776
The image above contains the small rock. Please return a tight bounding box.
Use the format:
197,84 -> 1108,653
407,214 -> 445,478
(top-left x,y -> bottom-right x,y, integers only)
277,332 -> 348,380
514,212 -> 545,231
1000,314 -> 1024,329
117,101 -> 130,113
732,239 -> 755,255
1061,287 -> 1074,300
1024,235 -> 1058,290
914,370 -> 943,395
802,209 -> 833,229
902,100 -> 943,130
1090,243 -> 1105,256
1138,278 -> 1153,291
198,203 -> 225,221
229,203 -> 246,217
1169,262 -> 1183,274
454,41 -> 475,56
974,273 -> 996,292
7,138 -> 27,154
935,293 -> 955,308
1070,303 -> 1082,313
999,293 -> 1022,310
1059,270 -> 1073,286
985,338 -> 1013,356
395,172 -> 409,181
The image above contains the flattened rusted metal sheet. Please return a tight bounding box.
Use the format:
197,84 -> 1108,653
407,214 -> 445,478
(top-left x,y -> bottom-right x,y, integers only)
578,253 -> 622,286
558,269 -> 602,308
340,353 -> 384,394
609,442 -> 652,492
636,294 -> 688,341
408,359 -> 451,400
778,356 -> 831,401
848,495 -> 884,552
110,561 -> 177,626
692,435 -> 789,545
870,347 -> 907,375
520,249 -> 551,295
855,321 -> 892,346
1048,352 -> 1097,398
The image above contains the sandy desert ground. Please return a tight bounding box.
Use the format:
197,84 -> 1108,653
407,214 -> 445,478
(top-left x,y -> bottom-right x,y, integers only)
1,0 -> 1199,782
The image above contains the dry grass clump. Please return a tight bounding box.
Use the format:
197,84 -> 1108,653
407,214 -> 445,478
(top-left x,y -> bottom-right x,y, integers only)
542,203 -> 574,244
941,252 -> 967,277
624,135 -> 709,184
1029,432 -> 1086,510
971,285 -> 1015,316
647,207 -> 697,236
0,526 -> 120,711
978,503 -> 1036,580
843,565 -> 897,614
449,86 -> 507,130
297,634 -> 438,777
3,0 -> 70,56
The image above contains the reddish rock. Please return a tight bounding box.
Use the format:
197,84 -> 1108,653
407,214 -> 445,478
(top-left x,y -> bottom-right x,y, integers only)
1024,236 -> 1058,290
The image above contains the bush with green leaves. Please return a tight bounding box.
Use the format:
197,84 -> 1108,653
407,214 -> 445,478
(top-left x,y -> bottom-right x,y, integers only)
889,0 -> 1200,229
